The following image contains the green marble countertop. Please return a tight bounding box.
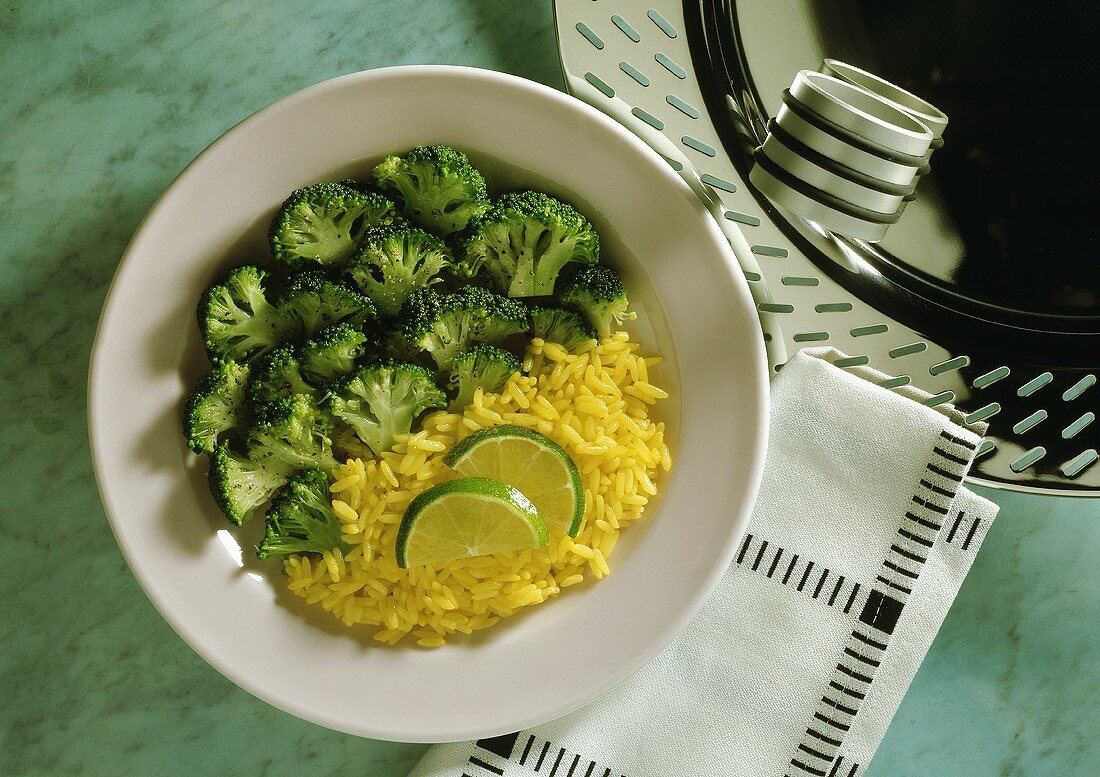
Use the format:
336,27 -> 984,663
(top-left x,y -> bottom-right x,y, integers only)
2,2 -> 1097,775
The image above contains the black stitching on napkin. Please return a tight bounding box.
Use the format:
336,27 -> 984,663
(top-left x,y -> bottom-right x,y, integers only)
468,756 -> 505,775
519,735 -> 535,765
767,547 -> 784,578
565,754 -> 580,777
926,462 -> 964,483
945,512 -> 965,544
814,711 -> 851,732
912,494 -> 949,515
843,583 -> 861,614
534,741 -> 551,771
735,533 -> 753,563
798,561 -> 815,592
791,758 -> 828,776
897,528 -> 934,547
940,429 -> 977,450
962,517 -> 982,550
919,478 -> 957,499
890,544 -> 927,563
807,728 -> 843,747
547,747 -> 565,776
859,591 -> 904,635
751,540 -> 769,571
905,511 -> 942,531
783,554 -> 800,584
933,445 -> 971,466
475,733 -> 518,760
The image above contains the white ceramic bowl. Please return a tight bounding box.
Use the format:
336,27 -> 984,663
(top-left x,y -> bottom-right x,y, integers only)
88,66 -> 768,742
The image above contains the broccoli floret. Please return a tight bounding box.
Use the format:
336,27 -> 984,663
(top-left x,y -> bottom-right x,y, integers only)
399,286 -> 530,369
373,145 -> 490,235
460,190 -> 599,298
529,305 -> 598,352
299,322 -> 370,384
184,361 -> 251,454
346,224 -> 452,317
326,360 -> 447,455
336,178 -> 370,192
559,265 -> 634,340
275,269 -> 375,339
269,182 -> 397,270
246,394 -> 338,473
331,419 -> 376,461
198,265 -> 294,364
447,344 -> 522,411
247,345 -> 315,418
256,469 -> 353,560
207,441 -> 293,526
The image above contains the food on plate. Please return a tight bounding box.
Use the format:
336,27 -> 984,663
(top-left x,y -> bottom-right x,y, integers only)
559,264 -> 635,340
445,425 -> 584,538
346,223 -> 453,317
283,331 -> 668,645
274,269 -> 375,339
528,305 -> 596,352
198,265 -> 294,364
257,469 -> 353,559
459,190 -> 599,297
373,145 -> 490,235
396,285 -> 530,369
395,477 -> 548,569
445,344 -> 522,412
269,182 -> 397,269
326,361 -> 447,456
184,360 -> 251,455
182,145 -> 671,646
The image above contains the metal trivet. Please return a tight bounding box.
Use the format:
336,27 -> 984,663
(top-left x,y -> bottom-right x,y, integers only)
554,0 -> 1098,496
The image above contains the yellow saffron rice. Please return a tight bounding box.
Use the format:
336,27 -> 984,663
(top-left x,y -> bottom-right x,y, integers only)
284,332 -> 672,646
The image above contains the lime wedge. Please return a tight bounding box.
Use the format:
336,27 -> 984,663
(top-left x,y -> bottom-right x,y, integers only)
444,424 -> 585,537
396,477 -> 548,568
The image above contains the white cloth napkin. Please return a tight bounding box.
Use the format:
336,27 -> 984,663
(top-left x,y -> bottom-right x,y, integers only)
410,347 -> 999,777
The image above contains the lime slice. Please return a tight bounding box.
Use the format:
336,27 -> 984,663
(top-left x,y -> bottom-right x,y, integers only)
444,424 -> 585,537
396,477 -> 548,568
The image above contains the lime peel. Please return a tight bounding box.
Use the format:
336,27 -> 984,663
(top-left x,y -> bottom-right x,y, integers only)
444,424 -> 585,538
396,477 -> 548,568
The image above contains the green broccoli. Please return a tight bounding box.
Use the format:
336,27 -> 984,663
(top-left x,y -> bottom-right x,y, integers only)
207,441 -> 293,526
198,265 -> 294,364
331,419 -> 376,461
559,265 -> 634,340
326,360 -> 447,455
399,286 -> 529,369
447,344 -> 522,411
256,469 -> 354,560
529,305 -> 598,352
373,319 -> 428,364
346,223 -> 452,317
184,360 -> 251,454
299,322 -> 370,385
246,394 -> 339,473
246,345 -> 315,419
460,190 -> 600,298
372,145 -> 490,235
275,269 -> 375,339
269,182 -> 397,269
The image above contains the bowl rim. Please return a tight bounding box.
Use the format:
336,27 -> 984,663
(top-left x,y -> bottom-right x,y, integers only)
87,64 -> 770,741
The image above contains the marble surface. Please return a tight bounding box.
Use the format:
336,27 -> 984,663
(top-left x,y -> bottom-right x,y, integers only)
0,1 -> 1096,775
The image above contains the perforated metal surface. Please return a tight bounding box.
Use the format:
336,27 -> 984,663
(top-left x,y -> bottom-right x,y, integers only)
554,0 -> 1098,495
